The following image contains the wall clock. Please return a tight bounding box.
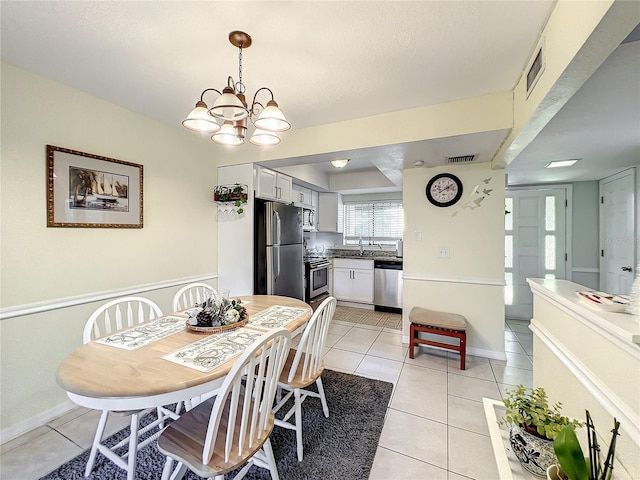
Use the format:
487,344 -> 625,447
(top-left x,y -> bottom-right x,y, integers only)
425,173 -> 463,207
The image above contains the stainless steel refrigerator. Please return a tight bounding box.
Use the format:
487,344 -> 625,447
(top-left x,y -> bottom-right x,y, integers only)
254,199 -> 304,300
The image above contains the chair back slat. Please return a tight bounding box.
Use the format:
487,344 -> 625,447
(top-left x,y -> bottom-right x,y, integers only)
83,296 -> 163,343
172,283 -> 217,311
202,328 -> 291,466
290,297 -> 336,383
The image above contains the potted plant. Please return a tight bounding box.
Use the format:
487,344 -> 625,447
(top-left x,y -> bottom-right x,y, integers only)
213,183 -> 248,215
549,410 -> 620,480
501,385 -> 582,477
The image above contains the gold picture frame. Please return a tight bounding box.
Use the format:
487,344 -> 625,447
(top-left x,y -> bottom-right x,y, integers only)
47,145 -> 143,228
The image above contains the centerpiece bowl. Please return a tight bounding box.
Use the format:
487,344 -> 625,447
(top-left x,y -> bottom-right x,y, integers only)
185,296 -> 248,335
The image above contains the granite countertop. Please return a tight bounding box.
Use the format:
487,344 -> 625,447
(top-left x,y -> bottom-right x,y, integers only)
329,249 -> 403,263
304,249 -> 403,263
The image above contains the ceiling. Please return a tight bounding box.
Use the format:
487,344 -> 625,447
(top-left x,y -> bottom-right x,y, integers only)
1,2 -> 638,192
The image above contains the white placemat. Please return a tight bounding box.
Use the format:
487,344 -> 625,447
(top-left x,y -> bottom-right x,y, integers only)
247,305 -> 309,329
94,316 -> 186,350
162,329 -> 264,373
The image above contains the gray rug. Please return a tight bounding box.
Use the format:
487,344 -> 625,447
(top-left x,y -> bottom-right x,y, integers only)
41,370 -> 393,480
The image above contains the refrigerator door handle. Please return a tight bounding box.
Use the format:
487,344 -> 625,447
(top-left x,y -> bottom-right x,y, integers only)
273,246 -> 280,282
273,211 -> 281,245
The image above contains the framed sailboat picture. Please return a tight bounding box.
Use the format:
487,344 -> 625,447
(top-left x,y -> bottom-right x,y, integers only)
47,145 -> 143,228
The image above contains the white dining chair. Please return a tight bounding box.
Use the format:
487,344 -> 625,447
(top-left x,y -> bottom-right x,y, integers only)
272,295 -> 336,461
83,296 -> 181,480
157,328 -> 292,480
172,282 -> 217,312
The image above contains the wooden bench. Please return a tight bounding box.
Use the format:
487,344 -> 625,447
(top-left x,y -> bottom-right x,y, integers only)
409,307 -> 467,370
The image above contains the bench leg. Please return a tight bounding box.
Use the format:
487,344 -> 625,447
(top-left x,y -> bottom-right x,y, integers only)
409,323 -> 416,359
460,333 -> 466,370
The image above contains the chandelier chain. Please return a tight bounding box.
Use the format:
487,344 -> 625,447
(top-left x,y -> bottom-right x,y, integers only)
236,43 -> 246,95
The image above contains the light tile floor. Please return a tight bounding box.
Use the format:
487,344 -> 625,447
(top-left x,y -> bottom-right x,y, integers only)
0,316 -> 534,480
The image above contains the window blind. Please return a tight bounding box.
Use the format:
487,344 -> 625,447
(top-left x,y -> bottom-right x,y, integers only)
343,200 -> 403,245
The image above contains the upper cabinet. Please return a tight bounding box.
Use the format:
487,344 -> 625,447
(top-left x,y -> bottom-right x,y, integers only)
255,166 -> 292,204
317,192 -> 343,233
292,185 -> 317,209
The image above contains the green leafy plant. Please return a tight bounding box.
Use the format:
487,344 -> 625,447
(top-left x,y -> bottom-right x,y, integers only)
500,385 -> 582,440
214,183 -> 248,214
553,411 -> 620,480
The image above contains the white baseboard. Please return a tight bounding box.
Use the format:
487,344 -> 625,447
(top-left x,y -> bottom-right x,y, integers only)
1,400 -> 77,445
336,300 -> 374,310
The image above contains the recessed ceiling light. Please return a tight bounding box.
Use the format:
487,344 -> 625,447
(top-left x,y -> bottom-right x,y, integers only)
330,159 -> 349,168
545,159 -> 580,168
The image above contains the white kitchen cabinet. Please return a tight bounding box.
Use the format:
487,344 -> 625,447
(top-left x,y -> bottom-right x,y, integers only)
292,184 -> 315,207
311,190 -> 318,208
255,166 -> 292,204
332,258 -> 374,304
317,192 -> 343,233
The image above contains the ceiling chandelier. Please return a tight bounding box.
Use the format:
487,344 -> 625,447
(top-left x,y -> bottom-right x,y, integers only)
182,31 -> 290,146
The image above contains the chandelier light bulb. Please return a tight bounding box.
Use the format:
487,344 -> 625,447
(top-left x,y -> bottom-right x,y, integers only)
254,100 -> 291,132
182,101 -> 221,133
212,121 -> 244,146
249,129 -> 281,146
210,87 -> 249,121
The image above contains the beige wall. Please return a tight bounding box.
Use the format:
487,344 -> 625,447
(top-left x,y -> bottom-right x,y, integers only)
0,63 -> 218,435
402,163 -> 506,357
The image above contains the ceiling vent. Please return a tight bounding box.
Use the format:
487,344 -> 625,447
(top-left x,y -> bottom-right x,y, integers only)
447,154 -> 476,164
526,38 -> 545,98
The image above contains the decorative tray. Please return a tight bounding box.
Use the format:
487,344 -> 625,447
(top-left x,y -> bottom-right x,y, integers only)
185,316 -> 249,335
575,291 -> 631,313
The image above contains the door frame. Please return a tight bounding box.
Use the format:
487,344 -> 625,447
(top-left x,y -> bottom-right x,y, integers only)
505,184 -> 573,314
598,167 -> 637,293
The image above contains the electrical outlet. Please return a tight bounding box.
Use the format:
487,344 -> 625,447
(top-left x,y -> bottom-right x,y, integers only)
437,247 -> 450,258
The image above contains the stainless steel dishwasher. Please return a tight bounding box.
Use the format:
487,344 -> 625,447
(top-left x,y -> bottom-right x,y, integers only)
374,260 -> 403,311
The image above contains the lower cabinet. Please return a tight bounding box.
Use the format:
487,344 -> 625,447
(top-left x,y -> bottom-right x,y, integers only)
333,259 -> 374,304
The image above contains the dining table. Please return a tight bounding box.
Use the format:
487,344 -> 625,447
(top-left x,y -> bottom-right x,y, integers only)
57,295 -> 312,413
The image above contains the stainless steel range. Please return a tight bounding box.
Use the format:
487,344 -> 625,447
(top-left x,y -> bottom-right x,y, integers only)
304,257 -> 330,302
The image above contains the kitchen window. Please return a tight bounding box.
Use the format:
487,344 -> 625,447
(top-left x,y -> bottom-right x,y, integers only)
343,200 -> 403,246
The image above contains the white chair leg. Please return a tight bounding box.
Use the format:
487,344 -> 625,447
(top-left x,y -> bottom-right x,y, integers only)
85,409 -> 109,477
316,377 -> 329,418
126,412 -> 140,480
161,457 -> 174,480
162,458 -> 187,480
294,389 -> 304,462
263,438 -> 280,480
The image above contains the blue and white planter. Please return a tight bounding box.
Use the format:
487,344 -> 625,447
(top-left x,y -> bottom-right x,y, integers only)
509,425 -> 557,477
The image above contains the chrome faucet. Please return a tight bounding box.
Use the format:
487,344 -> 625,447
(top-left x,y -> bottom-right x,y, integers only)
358,237 -> 364,255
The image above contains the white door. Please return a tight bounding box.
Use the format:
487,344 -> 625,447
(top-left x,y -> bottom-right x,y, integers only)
600,169 -> 636,294
505,188 -> 568,319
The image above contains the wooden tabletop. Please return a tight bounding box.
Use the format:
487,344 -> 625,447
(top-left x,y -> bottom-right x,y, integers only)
57,295 -> 311,403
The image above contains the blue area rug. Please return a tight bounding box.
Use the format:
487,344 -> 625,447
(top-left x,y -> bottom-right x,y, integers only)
41,370 -> 393,479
